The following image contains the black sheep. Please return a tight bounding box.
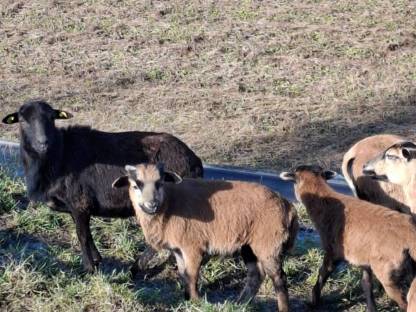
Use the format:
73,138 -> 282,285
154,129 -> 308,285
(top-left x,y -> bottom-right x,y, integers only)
2,99 -> 203,272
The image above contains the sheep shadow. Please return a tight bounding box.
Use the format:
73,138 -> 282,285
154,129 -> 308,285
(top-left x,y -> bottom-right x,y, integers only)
164,179 -> 233,222
0,222 -> 139,279
225,91 -> 416,171
0,227 -> 79,277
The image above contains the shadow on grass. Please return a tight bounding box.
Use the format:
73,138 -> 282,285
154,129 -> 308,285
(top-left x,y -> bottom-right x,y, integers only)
0,228 -> 78,277
227,92 -> 416,170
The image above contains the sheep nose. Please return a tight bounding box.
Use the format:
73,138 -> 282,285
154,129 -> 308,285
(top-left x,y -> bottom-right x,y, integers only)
37,140 -> 49,152
145,201 -> 158,212
362,164 -> 375,176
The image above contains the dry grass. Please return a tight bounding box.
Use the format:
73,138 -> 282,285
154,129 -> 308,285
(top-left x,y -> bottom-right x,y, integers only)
1,0 -> 416,171
0,3 -> 415,308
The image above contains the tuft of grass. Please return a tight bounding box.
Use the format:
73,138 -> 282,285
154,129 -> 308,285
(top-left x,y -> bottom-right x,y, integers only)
0,169 -> 25,214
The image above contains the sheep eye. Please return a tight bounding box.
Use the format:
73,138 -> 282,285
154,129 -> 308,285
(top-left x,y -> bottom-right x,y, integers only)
386,154 -> 399,161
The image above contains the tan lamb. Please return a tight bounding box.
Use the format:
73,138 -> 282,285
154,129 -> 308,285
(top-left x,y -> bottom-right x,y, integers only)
363,140 -> 416,215
112,163 -> 298,312
281,165 -> 416,312
342,134 -> 410,214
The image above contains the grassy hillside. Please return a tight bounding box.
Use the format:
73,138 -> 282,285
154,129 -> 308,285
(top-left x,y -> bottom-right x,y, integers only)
1,0 -> 416,171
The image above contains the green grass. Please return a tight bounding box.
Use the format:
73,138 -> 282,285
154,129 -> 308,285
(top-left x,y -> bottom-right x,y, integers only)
0,172 -> 402,311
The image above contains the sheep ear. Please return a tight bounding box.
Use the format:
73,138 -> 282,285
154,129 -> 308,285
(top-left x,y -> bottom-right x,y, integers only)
2,112 -> 19,124
280,172 -> 295,181
125,165 -> 137,178
323,170 -> 337,180
163,171 -> 182,184
54,109 -> 73,120
112,176 -> 130,188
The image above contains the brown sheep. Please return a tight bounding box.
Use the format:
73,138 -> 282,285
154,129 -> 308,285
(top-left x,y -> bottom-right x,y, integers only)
363,141 -> 416,215
280,165 -> 416,311
342,134 -> 410,214
112,163 -> 298,311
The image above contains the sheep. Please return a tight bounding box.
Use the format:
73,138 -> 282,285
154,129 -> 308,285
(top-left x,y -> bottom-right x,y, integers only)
280,165 -> 416,311
1,99 -> 204,273
362,140 -> 416,215
112,163 -> 298,311
341,134 -> 410,214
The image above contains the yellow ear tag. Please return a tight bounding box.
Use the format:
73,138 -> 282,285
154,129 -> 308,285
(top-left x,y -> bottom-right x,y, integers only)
59,111 -> 67,118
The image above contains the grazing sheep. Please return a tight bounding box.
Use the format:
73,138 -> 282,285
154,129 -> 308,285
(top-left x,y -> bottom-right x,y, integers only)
342,134 -> 409,214
363,141 -> 416,215
281,165 -> 416,311
2,99 -> 204,273
112,163 -> 298,311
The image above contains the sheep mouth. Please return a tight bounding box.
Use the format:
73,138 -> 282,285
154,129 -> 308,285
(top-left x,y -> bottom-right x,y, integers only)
140,205 -> 159,215
369,174 -> 389,182
362,168 -> 389,182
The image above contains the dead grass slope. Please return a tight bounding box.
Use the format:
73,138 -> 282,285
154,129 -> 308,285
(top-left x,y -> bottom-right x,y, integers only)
1,0 -> 416,170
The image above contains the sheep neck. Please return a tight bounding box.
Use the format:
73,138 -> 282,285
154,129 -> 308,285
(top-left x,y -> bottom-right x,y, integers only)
297,177 -> 337,228
133,200 -> 169,250
20,130 -> 64,202
404,174 -> 416,215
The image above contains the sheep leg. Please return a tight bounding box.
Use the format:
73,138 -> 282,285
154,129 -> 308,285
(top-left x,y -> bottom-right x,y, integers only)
376,272 -> 407,310
173,250 -> 190,300
71,213 -> 101,266
361,268 -> 376,312
86,228 -> 101,265
72,211 -> 96,273
175,249 -> 202,300
262,255 -> 289,312
312,253 -> 335,306
407,278 -> 416,312
238,245 -> 264,303
130,246 -> 158,277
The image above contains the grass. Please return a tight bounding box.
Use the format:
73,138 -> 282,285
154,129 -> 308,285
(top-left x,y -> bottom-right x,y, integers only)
0,172 -> 402,311
0,0 -> 416,172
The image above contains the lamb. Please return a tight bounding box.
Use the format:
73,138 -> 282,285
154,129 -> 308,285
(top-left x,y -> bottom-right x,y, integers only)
280,165 -> 416,311
2,99 -> 204,273
363,140 -> 416,215
112,163 -> 298,311
341,134 -> 409,214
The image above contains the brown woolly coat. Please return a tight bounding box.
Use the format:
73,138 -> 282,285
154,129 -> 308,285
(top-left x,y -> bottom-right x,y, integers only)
298,171 -> 416,271
131,179 -> 298,258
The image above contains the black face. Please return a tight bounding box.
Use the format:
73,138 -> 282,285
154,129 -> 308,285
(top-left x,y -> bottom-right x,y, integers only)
2,100 -> 72,158
20,101 -> 58,156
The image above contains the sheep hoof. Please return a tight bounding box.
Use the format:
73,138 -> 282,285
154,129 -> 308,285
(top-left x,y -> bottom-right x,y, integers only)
130,265 -> 139,278
310,292 -> 320,307
92,255 -> 102,265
